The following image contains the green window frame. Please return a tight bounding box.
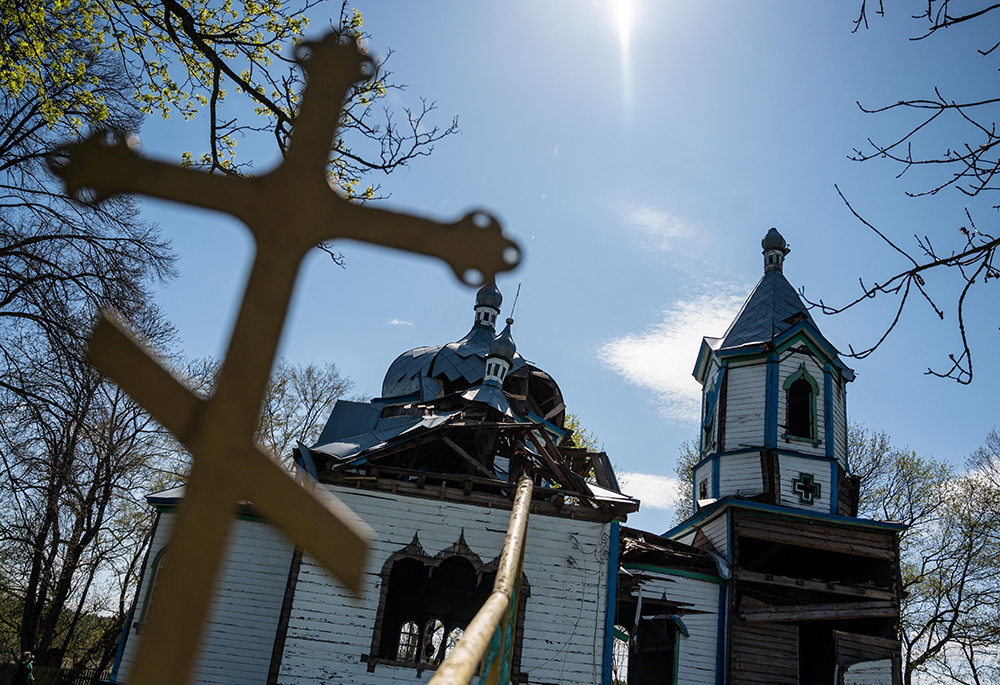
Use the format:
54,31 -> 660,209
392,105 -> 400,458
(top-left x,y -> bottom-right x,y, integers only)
783,363 -> 818,441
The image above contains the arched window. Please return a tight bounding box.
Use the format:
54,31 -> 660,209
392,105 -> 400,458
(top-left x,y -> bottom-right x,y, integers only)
783,364 -> 818,440
397,621 -> 419,661
369,533 -> 529,674
612,625 -> 630,685
443,627 -> 463,659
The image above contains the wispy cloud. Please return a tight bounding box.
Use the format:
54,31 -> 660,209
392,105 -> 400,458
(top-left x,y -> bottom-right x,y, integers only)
387,318 -> 414,327
599,289 -> 745,423
622,206 -> 703,256
619,472 -> 684,511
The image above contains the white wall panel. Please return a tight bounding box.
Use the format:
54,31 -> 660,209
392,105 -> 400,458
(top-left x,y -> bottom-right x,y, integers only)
718,452 -> 763,497
626,571 -> 720,685
278,486 -> 611,685
117,514 -> 295,685
723,362 -> 767,450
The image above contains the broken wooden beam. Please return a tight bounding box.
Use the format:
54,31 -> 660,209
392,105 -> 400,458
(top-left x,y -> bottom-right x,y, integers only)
735,569 -> 896,601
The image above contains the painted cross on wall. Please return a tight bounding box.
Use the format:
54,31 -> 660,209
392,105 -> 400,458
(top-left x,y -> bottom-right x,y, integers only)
792,473 -> 822,505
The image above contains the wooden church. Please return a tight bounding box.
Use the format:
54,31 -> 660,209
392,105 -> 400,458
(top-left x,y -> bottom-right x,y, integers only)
109,230 -> 903,685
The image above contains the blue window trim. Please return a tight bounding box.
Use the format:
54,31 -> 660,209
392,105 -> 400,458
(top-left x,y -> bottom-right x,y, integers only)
824,365 -> 835,460
764,354 -> 779,448
601,521 -> 620,685
830,460 -> 839,514
716,582 -> 729,685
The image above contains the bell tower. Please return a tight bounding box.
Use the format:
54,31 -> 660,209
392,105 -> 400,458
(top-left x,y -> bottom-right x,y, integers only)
690,228 -> 855,515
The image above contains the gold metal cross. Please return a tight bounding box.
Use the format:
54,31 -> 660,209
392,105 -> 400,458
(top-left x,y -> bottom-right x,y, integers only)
50,34 -> 520,685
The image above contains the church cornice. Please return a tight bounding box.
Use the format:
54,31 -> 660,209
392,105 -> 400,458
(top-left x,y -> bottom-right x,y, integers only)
663,496 -> 907,540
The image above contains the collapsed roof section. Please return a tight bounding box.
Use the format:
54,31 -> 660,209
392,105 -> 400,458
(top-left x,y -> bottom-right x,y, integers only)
301,282 -> 630,519
298,396 -> 637,521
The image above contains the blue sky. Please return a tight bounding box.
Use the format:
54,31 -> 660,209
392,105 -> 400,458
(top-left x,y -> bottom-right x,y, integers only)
134,1 -> 999,534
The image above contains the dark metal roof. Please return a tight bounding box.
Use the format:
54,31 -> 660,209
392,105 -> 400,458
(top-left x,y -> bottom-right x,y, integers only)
311,408 -> 459,461
381,321 -> 526,399
720,270 -> 816,349
461,383 -> 515,416
315,400 -> 384,445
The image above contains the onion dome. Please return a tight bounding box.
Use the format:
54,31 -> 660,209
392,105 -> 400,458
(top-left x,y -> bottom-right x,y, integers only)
762,227 -> 790,272
488,318 -> 517,363
476,281 -> 503,310
474,281 -> 502,329
761,227 -> 788,253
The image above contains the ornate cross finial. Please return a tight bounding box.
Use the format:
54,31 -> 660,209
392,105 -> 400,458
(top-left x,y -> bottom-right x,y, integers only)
50,33 -> 520,685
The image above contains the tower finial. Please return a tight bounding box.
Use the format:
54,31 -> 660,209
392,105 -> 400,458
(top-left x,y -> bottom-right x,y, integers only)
762,227 -> 790,272
474,281 -> 502,329
483,318 -> 516,387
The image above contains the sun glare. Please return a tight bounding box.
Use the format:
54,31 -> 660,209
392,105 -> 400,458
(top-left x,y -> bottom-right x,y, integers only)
614,0 -> 633,109
615,0 -> 632,57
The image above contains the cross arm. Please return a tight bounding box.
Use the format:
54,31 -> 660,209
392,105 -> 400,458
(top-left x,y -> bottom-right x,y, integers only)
331,203 -> 520,285
239,446 -> 372,592
49,136 -> 251,218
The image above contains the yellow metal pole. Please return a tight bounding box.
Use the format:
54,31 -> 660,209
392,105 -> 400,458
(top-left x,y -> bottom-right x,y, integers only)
429,476 -> 534,685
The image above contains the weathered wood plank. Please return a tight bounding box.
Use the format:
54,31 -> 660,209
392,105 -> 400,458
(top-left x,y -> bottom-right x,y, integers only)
740,600 -> 896,622
735,569 -> 895,601
735,514 -> 896,560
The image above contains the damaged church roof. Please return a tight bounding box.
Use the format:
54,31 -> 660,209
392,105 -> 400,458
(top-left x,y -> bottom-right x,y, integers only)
301,283 -> 634,520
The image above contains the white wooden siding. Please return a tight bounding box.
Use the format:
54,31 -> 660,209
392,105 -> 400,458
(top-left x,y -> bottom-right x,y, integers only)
699,511 -> 730,559
776,352 -> 825,457
722,362 -> 767,451
278,486 -> 611,685
117,515 -> 295,685
694,462 -> 713,501
718,452 -> 763,498
627,571 -> 720,685
778,454 -> 833,512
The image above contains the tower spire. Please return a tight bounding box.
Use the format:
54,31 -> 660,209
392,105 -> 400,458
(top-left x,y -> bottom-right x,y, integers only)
484,317 -> 516,387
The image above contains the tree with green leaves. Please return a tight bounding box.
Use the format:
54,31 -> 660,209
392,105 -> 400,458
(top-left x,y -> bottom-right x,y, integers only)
1,0 -> 454,666
849,425 -> 1000,685
0,354 -> 356,668
672,439 -> 699,524
563,412 -> 603,452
